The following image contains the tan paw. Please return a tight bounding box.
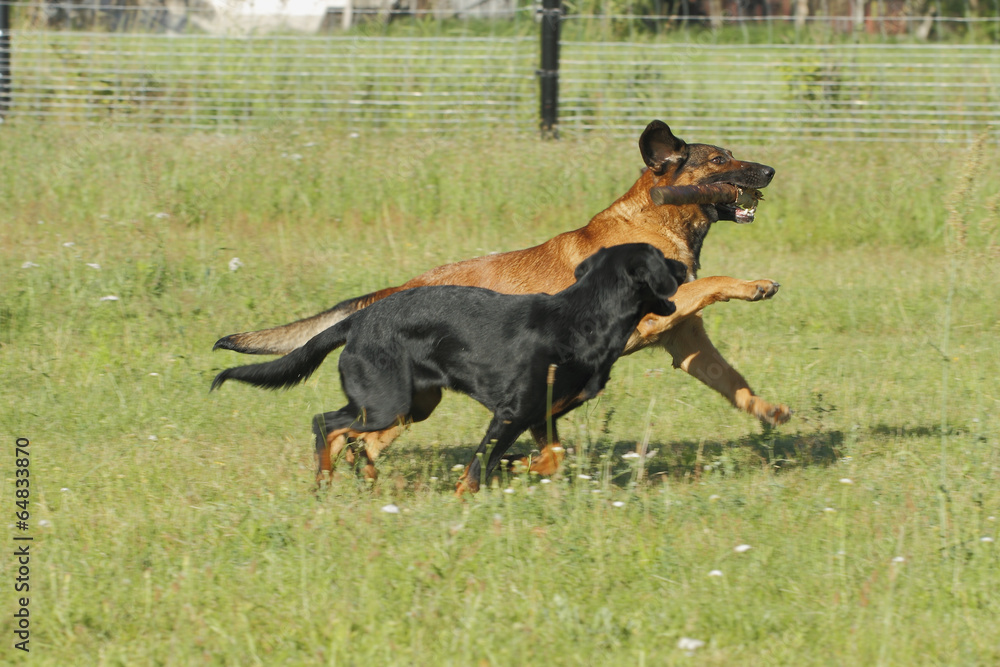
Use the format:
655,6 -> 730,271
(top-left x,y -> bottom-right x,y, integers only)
756,400 -> 793,426
745,279 -> 780,301
527,444 -> 565,476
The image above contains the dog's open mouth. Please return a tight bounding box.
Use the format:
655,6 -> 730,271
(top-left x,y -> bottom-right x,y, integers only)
717,186 -> 764,224
649,182 -> 766,224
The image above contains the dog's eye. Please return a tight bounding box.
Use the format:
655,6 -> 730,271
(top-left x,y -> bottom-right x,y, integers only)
711,155 -> 727,165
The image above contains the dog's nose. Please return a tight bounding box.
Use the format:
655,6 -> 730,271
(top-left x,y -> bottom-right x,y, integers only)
760,165 -> 776,184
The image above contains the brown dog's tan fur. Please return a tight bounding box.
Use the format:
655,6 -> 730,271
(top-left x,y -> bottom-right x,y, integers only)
216,121 -> 791,483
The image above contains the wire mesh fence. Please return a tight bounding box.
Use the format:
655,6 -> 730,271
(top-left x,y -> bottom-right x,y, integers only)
1,1 -> 998,141
5,31 -> 537,130
559,41 -> 1000,141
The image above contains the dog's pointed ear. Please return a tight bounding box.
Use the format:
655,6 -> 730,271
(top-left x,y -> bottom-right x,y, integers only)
639,121 -> 688,175
573,251 -> 605,282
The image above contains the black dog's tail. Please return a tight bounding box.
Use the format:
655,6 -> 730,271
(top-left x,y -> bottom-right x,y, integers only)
211,318 -> 353,392
213,286 -> 403,356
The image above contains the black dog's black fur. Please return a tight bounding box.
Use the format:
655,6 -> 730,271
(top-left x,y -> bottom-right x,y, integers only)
212,244 -> 687,492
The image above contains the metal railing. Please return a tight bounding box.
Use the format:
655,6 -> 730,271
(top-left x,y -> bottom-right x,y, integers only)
559,41 -> 1000,142
4,31 -> 537,130
1,1 -> 998,142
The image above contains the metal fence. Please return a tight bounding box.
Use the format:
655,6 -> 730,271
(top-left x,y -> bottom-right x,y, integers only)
4,31 -> 538,130
2,2 -> 999,142
559,41 -> 1000,141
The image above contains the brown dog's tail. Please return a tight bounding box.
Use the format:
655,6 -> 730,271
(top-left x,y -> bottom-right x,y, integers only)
213,286 -> 403,356
211,317 -> 353,392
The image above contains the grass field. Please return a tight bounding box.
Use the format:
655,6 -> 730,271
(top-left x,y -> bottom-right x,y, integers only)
2,124 -> 999,664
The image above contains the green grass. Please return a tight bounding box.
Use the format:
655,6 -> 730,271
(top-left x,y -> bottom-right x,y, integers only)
2,125 -> 1000,664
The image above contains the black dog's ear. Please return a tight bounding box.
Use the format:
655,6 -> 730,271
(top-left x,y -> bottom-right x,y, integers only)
573,250 -> 606,282
628,251 -> 685,317
664,258 -> 688,290
667,259 -> 687,287
630,260 -> 679,300
639,121 -> 688,175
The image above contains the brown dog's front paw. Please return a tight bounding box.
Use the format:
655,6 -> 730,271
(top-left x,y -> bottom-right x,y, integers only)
747,279 -> 780,301
760,402 -> 793,426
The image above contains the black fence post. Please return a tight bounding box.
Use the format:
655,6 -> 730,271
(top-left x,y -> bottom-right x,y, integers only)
538,0 -> 560,139
0,0 -> 10,118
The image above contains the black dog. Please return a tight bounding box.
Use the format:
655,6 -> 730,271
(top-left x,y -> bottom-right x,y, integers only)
212,244 -> 687,493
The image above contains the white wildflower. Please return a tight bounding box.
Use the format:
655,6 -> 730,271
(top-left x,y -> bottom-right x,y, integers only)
381,504 -> 400,514
677,637 -> 705,652
734,544 -> 752,553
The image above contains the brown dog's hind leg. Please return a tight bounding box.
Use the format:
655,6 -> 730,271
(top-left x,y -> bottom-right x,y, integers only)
660,315 -> 791,426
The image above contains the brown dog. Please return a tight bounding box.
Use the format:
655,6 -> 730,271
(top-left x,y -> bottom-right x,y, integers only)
215,121 -> 791,482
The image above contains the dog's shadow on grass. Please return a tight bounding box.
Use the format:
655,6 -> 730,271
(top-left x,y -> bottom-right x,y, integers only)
398,428 -> 848,487
367,423 -> 944,489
